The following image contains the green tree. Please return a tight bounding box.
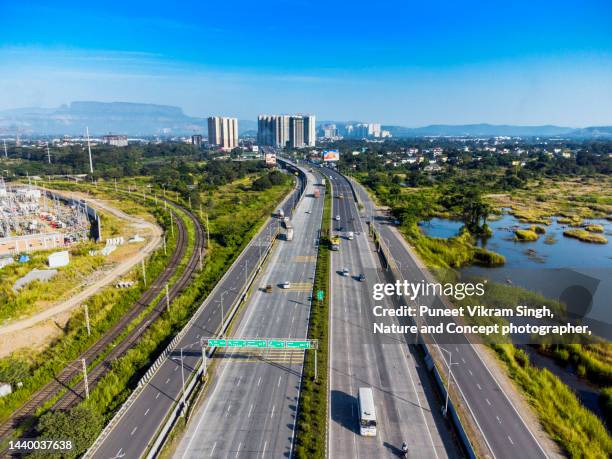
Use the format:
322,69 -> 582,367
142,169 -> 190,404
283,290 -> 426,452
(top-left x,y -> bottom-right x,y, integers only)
33,406 -> 103,458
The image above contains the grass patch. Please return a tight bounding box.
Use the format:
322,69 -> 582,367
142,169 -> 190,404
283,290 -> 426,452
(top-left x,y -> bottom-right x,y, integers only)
493,344 -> 612,458
295,181 -> 330,459
472,247 -> 506,266
563,229 -> 608,244
584,224 -> 605,233
514,228 -> 539,241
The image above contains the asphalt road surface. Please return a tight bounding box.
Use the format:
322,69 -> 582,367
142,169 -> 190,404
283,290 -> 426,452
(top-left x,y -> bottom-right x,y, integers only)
173,167 -> 324,458
91,169 -> 306,459
323,168 -> 460,459
327,166 -> 549,459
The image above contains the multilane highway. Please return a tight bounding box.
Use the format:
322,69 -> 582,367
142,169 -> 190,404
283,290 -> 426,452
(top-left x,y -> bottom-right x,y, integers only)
174,166 -> 324,458
326,166 -> 550,459
90,168 -> 306,459
322,168 -> 460,459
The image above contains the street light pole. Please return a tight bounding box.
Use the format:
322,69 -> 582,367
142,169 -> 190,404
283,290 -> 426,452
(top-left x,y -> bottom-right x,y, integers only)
439,347 -> 455,417
82,359 -> 89,400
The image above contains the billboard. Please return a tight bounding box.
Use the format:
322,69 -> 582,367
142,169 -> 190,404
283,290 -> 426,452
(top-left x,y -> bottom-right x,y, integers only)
323,150 -> 340,162
265,153 -> 277,166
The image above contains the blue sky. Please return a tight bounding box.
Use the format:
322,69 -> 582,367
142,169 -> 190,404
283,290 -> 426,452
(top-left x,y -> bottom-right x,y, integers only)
0,0 -> 611,126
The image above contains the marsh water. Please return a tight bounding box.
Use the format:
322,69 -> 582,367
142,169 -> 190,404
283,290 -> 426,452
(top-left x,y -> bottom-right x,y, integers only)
419,214 -> 612,328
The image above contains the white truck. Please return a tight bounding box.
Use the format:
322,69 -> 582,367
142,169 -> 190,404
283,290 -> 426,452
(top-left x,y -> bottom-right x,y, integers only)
284,221 -> 294,241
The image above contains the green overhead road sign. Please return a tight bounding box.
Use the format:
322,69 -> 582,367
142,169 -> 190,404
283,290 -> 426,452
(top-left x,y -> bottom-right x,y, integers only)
268,340 -> 286,348
246,339 -> 267,348
316,290 -> 324,301
286,340 -> 311,349
204,338 -> 318,349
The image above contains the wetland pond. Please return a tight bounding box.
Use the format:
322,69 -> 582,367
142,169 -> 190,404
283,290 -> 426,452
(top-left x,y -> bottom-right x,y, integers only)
419,213 -> 612,332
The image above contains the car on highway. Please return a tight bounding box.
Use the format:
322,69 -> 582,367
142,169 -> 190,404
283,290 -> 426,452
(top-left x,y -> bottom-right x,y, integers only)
347,231 -> 354,240
335,215 -> 340,221
341,268 -> 349,276
281,281 -> 291,289
358,273 -> 366,282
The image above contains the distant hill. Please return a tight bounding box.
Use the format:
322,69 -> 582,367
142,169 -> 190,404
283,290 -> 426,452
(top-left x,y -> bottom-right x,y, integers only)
319,121 -> 612,138
384,123 -> 575,138
0,101 -> 254,137
0,102 -> 610,138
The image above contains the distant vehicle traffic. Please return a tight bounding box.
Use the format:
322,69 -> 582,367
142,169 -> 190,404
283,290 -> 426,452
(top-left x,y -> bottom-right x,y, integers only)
358,387 -> 377,436
347,231 -> 354,240
281,281 -> 291,289
335,215 -> 340,221
341,268 -> 349,276
278,208 -> 285,218
358,273 -> 366,282
338,193 -> 343,199
265,284 -> 273,293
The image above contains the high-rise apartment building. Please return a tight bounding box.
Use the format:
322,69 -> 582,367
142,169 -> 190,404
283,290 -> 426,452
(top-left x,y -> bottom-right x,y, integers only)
208,116 -> 238,150
289,116 -> 305,149
257,114 -> 316,149
304,114 -> 316,147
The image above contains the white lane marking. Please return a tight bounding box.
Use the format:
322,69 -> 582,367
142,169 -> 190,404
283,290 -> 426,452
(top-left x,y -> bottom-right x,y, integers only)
486,398 -> 491,406
261,441 -> 267,458
155,392 -> 160,399
174,366 -> 178,372
130,426 -> 138,436
257,376 -> 262,386
477,383 -> 482,390
248,404 -> 253,418
455,347 -> 459,352
235,441 -> 242,458
271,404 -> 276,419
508,435 -> 514,445
461,358 -> 466,364
236,377 -> 241,387
468,369 -> 473,376
497,416 -> 502,424
144,408 -> 150,416
210,441 -> 217,457
226,403 -> 232,416
278,376 -> 282,387
165,378 -> 170,384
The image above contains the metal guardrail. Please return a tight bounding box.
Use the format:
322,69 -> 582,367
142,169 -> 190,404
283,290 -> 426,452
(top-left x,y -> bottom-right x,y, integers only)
86,169 -> 308,458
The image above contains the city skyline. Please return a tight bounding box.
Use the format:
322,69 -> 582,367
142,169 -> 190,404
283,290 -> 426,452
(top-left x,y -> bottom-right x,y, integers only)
0,1 -> 611,126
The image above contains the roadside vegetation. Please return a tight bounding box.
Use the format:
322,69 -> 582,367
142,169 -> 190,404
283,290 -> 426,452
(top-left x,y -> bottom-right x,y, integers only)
295,179 -> 330,459
493,344 -> 612,458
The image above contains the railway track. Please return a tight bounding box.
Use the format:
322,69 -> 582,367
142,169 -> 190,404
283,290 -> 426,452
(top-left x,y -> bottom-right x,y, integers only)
0,195 -> 204,449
